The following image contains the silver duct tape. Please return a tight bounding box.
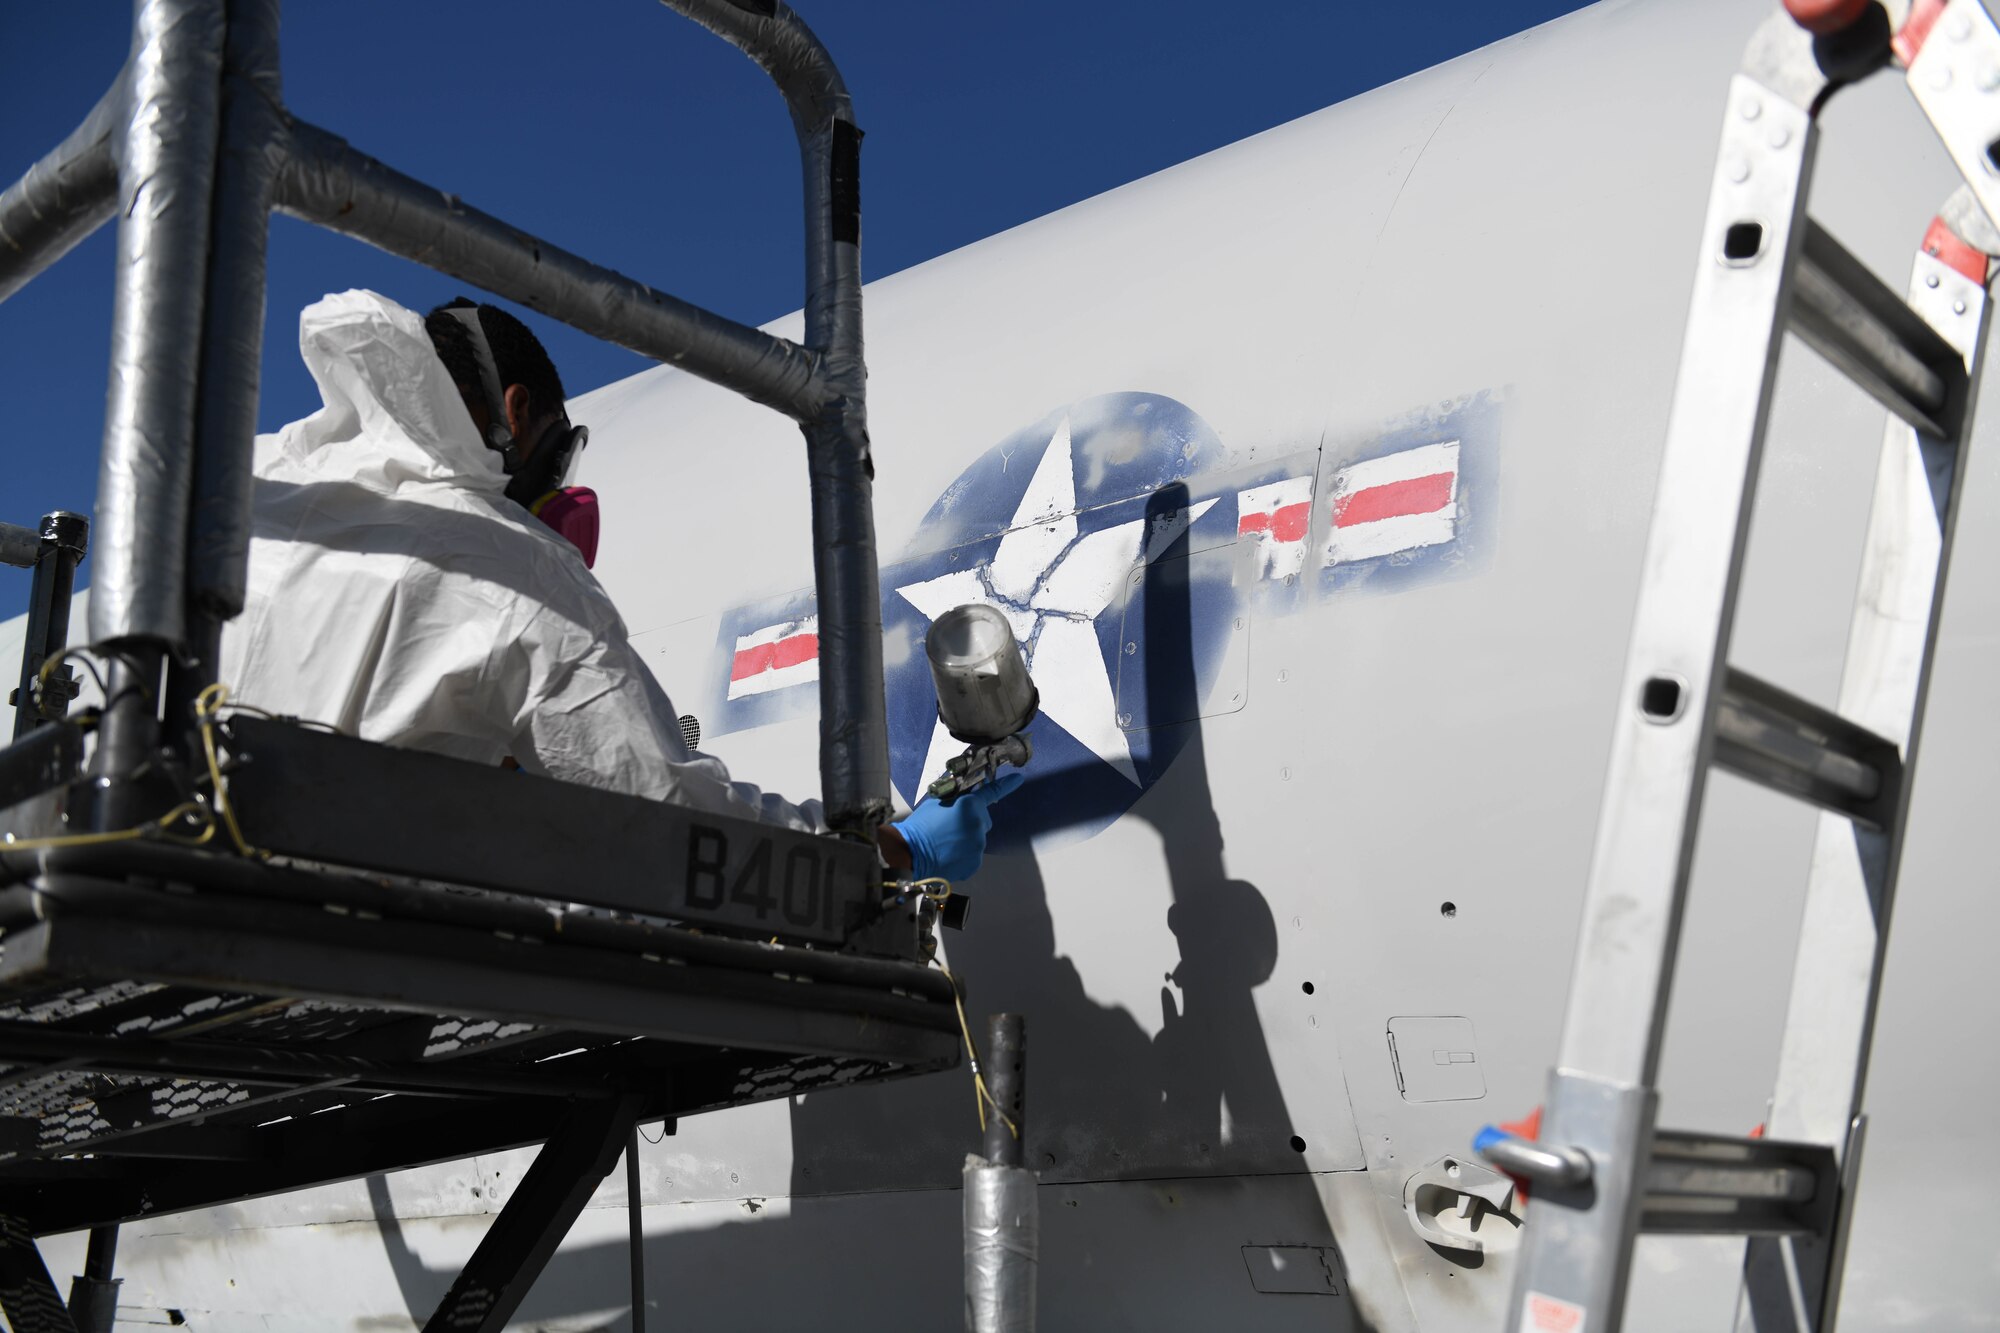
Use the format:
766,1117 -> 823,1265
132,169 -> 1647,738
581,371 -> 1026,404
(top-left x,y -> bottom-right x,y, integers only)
90,0 -> 227,647
801,119 -> 863,374
273,121 -> 826,423
963,1156 -> 1038,1333
798,116 -> 883,826
0,524 -> 41,571
662,1 -> 853,137
186,0 -> 284,623
804,126 -> 885,825
0,69 -> 126,307
805,411 -> 891,826
804,132 -> 884,820
660,0 -> 886,824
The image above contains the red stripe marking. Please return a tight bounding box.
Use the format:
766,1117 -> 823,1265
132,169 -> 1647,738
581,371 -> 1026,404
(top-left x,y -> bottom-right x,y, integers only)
731,632 -> 819,682
730,643 -> 774,682
1270,501 -> 1309,542
1238,501 -> 1311,542
772,632 -> 819,669
1332,471 -> 1454,529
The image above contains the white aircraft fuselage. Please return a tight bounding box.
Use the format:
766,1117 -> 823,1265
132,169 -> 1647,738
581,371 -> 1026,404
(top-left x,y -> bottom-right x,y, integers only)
9,0 -> 1999,1327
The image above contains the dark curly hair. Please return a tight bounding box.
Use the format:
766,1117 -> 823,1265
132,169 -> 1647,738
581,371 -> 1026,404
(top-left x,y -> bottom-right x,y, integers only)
424,296 -> 568,422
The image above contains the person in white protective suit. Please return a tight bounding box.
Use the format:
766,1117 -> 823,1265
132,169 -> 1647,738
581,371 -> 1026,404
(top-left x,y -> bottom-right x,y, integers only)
220,289 -> 1015,880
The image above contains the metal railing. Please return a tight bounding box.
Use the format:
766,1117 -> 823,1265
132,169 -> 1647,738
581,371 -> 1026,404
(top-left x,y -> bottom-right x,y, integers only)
0,0 -> 889,835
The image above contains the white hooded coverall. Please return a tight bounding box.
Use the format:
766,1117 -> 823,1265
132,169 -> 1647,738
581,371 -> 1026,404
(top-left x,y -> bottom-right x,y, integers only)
219,290 -> 820,832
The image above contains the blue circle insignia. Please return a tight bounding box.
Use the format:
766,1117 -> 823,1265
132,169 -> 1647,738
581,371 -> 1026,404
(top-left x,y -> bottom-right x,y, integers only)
882,392 -> 1239,853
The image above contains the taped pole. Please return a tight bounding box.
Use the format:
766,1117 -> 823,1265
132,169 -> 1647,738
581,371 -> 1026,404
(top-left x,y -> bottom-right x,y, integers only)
172,0 -> 285,726
273,120 -> 826,422
793,105 -> 889,839
87,0 -> 227,830
65,1224 -> 120,1333
965,1014 -> 1036,1333
0,67 -> 125,307
660,0 -> 891,837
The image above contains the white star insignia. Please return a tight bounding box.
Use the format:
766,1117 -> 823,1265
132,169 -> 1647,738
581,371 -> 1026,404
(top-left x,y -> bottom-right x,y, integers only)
896,415 -> 1215,801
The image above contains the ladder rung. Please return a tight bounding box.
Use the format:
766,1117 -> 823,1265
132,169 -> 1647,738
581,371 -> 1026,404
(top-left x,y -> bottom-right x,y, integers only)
1789,219 -> 1967,440
1640,1130 -> 1837,1238
1712,667 -> 1901,829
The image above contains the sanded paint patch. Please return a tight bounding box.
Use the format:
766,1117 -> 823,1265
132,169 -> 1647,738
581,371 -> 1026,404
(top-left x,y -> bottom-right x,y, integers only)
727,617 -> 820,698
1323,440 -> 1460,566
1236,475 -> 1313,580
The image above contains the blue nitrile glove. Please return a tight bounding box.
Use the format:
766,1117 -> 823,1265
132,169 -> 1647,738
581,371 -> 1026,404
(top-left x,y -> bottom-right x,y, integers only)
892,770 -> 1027,882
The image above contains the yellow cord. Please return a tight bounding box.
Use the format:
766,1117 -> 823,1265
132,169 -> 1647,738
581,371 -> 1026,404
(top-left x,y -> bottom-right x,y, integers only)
0,800 -> 215,853
35,650 -> 78,693
907,876 -> 954,905
7,651 -> 321,859
937,964 -> 1020,1141
194,683 -> 263,858
897,878 -> 1014,1137
0,678 -> 274,858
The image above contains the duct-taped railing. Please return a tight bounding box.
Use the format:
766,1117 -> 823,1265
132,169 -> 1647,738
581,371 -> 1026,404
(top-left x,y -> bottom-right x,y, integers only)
0,0 -> 890,837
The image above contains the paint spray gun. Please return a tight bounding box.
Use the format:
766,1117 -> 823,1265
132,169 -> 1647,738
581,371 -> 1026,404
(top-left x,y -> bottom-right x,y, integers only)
883,604 -> 1038,942
924,604 -> 1038,806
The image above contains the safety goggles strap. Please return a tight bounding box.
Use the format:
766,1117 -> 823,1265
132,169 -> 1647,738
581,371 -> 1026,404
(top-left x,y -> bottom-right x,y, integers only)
443,305 -> 521,473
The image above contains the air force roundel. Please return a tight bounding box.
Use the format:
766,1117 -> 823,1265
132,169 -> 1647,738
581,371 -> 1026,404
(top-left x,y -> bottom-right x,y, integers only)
882,392 -> 1242,854
708,389 -> 1496,854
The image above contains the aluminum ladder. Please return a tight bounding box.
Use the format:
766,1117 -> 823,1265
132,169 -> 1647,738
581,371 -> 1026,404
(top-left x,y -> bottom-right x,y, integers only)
1479,1 -> 2000,1330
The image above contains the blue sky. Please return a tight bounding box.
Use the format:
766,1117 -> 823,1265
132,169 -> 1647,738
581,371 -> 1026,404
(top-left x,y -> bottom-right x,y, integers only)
0,0 -> 1590,614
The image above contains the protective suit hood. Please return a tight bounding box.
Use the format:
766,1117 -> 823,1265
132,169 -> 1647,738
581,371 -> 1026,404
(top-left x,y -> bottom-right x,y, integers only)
221,289 -> 820,834
265,289 -> 505,498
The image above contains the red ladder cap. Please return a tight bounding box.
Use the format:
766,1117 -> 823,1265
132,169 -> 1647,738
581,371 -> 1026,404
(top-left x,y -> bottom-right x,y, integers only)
1785,0 -> 1871,35
1923,215 -> 1991,284
1895,0 -> 1952,64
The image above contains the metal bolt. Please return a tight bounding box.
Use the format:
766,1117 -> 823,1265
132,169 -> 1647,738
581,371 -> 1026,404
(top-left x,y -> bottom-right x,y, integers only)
1124,641 -> 1137,655
1279,766 -> 1291,781
1931,65 -> 1955,91
1928,273 -> 1942,288
1233,617 -> 1245,631
1277,668 -> 1289,683
1981,65 -> 2000,92
1726,157 -> 1750,184
1308,1015 -> 1319,1029
1740,97 -> 1762,120
1230,692 -> 1241,703
1117,712 -> 1132,727
1950,12 -> 1974,40
1956,299 -> 1969,315
1284,573 -> 1297,586
1768,126 -> 1791,149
